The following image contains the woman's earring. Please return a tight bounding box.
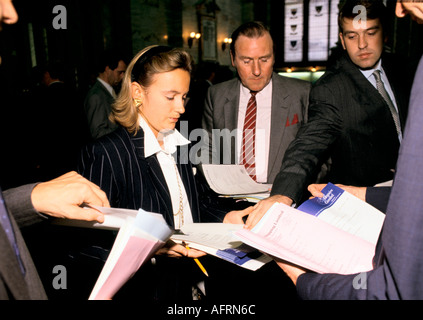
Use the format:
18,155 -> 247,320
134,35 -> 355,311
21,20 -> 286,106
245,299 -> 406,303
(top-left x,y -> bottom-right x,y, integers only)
134,98 -> 142,108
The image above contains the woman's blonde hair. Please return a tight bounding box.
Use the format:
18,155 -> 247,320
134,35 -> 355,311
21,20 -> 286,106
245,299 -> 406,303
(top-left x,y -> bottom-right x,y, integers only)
110,45 -> 193,135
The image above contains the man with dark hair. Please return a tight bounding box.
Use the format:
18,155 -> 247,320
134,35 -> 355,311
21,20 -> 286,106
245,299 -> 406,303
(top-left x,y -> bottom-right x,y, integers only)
240,0 -> 413,227
84,51 -> 127,140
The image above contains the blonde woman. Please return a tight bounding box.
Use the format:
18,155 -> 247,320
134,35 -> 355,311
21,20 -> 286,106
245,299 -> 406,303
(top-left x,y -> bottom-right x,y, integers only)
78,46 -> 209,300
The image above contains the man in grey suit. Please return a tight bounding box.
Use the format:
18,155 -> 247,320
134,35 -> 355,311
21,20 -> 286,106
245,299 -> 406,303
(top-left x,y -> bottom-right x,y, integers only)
84,52 -> 127,140
202,21 -> 310,186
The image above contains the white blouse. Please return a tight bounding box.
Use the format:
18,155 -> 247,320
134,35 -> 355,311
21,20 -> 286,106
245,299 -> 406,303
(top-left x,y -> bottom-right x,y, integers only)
139,115 -> 193,229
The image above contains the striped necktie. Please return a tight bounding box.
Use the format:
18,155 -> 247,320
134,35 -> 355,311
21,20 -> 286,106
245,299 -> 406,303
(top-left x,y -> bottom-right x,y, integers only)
373,70 -> 402,142
241,91 -> 257,181
0,189 -> 26,275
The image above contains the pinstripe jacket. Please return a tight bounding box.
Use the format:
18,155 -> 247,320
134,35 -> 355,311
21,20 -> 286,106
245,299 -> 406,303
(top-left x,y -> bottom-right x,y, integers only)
78,126 -> 202,228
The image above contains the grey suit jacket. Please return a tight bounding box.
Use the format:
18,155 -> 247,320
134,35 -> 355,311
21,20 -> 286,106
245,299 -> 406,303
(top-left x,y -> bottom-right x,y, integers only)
296,55 -> 423,300
0,185 -> 47,300
202,72 -> 310,184
84,80 -> 119,140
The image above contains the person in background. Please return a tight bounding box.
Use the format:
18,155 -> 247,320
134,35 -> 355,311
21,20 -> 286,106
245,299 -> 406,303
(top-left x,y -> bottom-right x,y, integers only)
84,51 -> 127,140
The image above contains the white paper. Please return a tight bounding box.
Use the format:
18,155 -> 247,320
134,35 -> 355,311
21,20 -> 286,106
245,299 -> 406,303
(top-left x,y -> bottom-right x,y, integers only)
52,205 -> 138,230
171,223 -> 272,270
201,164 -> 271,195
297,183 -> 385,245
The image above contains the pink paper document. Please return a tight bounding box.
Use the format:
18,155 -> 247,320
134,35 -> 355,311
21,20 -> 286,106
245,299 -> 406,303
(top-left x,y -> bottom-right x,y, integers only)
235,203 -> 376,274
91,236 -> 163,300
89,209 -> 172,300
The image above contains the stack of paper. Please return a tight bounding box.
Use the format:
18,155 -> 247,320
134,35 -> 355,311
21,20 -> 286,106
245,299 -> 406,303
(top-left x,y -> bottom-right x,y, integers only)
89,209 -> 173,300
171,223 -> 272,271
235,183 -> 385,275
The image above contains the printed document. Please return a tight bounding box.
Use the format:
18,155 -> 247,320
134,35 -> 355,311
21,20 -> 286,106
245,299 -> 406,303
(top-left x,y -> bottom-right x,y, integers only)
235,183 -> 385,274
201,164 -> 271,195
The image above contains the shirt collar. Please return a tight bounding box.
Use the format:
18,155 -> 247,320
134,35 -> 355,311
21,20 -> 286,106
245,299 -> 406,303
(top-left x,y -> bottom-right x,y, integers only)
240,78 -> 273,98
97,77 -> 116,97
360,59 -> 383,81
138,115 -> 190,157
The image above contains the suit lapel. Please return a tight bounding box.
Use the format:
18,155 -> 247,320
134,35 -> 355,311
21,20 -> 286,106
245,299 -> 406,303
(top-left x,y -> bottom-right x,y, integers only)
341,55 -> 394,126
268,74 -> 291,179
382,57 -> 408,129
130,130 -> 174,226
222,78 -> 241,131
222,79 -> 241,163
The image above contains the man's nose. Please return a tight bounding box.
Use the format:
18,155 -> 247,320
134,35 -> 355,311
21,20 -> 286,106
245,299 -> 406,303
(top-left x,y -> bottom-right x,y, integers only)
252,60 -> 261,76
358,35 -> 368,50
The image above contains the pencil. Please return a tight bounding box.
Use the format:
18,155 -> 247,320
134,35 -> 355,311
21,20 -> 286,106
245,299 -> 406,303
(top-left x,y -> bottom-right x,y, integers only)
182,241 -> 209,277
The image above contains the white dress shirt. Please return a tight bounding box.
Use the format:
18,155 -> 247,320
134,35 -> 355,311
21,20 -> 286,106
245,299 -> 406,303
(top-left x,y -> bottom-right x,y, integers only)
139,115 -> 193,229
237,80 -> 272,183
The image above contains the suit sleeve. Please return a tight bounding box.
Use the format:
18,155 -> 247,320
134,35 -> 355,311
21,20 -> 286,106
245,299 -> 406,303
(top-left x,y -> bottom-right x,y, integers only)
271,82 -> 343,204
3,184 -> 45,228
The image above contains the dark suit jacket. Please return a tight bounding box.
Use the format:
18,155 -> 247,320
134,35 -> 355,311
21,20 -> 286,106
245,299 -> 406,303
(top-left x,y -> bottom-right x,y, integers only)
0,185 -> 47,300
202,72 -> 310,184
271,53 -> 411,204
366,186 -> 391,213
296,55 -> 423,300
77,126 -> 225,300
84,80 -> 119,140
78,126 -> 205,228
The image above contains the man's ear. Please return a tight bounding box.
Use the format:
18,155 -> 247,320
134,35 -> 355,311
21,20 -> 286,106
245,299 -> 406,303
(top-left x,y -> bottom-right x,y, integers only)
230,51 -> 235,67
339,32 -> 346,50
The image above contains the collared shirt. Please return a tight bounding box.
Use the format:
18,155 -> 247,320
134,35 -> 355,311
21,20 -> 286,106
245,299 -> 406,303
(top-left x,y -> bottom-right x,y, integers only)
97,77 -> 117,98
237,79 -> 272,183
360,59 -> 399,114
139,115 -> 193,229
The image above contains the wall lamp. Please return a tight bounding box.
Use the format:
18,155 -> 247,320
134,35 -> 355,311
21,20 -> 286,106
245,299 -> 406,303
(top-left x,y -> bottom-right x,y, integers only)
221,37 -> 232,51
188,32 -> 201,48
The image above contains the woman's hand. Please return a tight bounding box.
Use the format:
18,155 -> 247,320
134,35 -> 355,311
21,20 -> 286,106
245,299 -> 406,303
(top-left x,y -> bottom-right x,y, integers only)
155,240 -> 207,258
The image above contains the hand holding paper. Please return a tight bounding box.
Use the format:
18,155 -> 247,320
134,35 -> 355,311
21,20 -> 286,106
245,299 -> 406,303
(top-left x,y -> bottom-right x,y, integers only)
155,240 -> 206,258
235,183 -> 385,275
